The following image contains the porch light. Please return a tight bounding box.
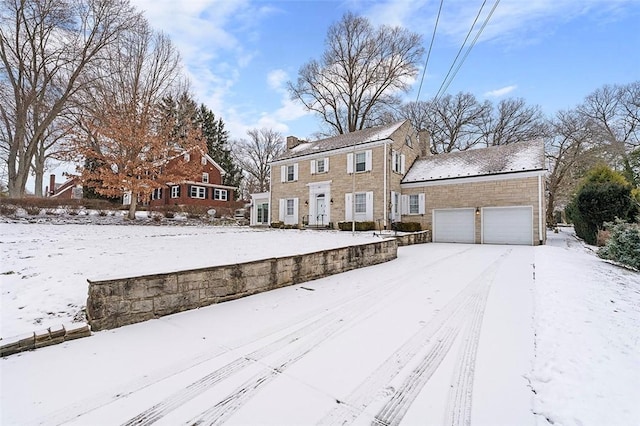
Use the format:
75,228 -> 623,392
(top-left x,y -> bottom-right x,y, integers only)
475,207 -> 480,215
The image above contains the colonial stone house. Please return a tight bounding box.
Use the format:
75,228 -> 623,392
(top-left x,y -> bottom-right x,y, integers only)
263,120 -> 423,229
251,120 -> 546,245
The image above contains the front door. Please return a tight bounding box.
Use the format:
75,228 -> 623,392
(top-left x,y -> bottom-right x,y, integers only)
315,194 -> 326,226
257,203 -> 269,224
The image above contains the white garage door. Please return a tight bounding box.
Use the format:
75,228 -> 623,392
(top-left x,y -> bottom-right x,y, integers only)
433,208 -> 475,243
482,206 -> 533,245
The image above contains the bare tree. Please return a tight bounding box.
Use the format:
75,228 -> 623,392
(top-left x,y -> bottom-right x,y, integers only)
545,110 -> 602,223
425,93 -> 491,153
233,128 -> 284,193
71,21 -> 202,219
480,98 -> 547,146
0,0 -> 138,197
288,12 -> 423,135
578,81 -> 640,171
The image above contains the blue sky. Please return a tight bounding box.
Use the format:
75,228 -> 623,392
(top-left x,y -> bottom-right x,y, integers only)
129,0 -> 639,142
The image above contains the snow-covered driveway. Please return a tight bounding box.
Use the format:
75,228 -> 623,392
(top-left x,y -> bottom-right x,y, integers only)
1,243 -> 538,425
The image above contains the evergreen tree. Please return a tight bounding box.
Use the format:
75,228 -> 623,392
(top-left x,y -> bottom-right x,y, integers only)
196,105 -> 243,195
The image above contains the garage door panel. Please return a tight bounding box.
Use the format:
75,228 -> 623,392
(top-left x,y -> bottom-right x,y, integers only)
483,207 -> 532,245
433,209 -> 475,243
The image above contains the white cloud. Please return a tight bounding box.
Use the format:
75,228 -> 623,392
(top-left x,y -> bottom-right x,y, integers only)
484,85 -> 518,98
267,69 -> 288,91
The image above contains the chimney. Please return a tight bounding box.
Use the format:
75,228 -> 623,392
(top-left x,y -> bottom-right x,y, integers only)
49,174 -> 56,196
286,136 -> 300,150
418,130 -> 431,157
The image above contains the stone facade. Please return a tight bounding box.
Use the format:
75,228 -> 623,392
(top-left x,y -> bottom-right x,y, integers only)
270,120 -> 421,229
87,239 -> 399,331
401,174 -> 546,245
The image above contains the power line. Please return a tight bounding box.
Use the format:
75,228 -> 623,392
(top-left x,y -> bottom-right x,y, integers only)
435,0 -> 501,102
433,0 -> 488,101
415,0 -> 445,102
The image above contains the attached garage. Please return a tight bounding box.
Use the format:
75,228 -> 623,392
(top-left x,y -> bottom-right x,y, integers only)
482,206 -> 533,245
433,208 -> 475,243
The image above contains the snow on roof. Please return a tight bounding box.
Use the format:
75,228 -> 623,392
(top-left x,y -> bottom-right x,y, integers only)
402,139 -> 545,183
275,120 -> 407,161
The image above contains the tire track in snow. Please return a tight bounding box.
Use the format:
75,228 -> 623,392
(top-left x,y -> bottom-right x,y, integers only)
369,251 -> 507,426
121,246 -> 476,425
318,250 -> 508,426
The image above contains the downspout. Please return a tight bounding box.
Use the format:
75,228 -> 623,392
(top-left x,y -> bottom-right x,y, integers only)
383,141 -> 388,228
538,174 -> 544,244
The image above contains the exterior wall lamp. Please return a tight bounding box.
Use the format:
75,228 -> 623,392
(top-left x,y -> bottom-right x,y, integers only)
475,207 -> 480,215
305,200 -> 309,206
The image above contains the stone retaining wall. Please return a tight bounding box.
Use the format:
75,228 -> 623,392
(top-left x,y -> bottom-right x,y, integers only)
395,230 -> 431,246
0,323 -> 91,357
87,238 -> 398,331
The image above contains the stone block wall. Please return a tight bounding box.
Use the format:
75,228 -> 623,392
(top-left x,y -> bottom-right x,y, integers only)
87,239 -> 398,331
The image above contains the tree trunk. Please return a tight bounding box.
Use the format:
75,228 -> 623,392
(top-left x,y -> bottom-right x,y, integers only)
128,196 -> 137,220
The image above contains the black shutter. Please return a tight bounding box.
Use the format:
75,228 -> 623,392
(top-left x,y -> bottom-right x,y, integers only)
177,185 -> 181,197
187,185 -> 192,198
211,188 -> 215,199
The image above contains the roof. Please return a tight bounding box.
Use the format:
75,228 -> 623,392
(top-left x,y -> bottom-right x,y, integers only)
275,120 -> 408,161
402,139 -> 545,183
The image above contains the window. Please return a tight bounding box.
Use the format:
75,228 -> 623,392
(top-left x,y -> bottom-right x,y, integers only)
202,172 -> 209,183
201,156 -> 207,165
281,163 -> 298,182
347,150 -> 371,173
151,188 -> 163,200
405,135 -> 412,147
394,192 -> 400,215
171,186 -> 180,198
355,193 -> 366,213
392,151 -> 405,174
355,152 -> 366,172
189,186 -> 206,199
213,188 -> 227,201
184,152 -> 190,162
409,194 -> 419,214
286,199 -> 295,216
316,159 -> 325,173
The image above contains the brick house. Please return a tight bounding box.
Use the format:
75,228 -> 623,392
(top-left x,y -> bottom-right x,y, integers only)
252,120 -> 546,245
48,174 -> 83,199
259,120 -> 423,229
401,140 -> 547,245
136,150 -> 238,213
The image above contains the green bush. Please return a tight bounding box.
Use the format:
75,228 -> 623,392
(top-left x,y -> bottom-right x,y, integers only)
393,222 -> 422,232
566,165 -> 636,245
598,219 -> 640,270
337,221 -> 376,231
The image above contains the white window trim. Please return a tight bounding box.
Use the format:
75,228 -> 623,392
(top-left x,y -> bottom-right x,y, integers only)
281,163 -> 299,182
190,185 -> 206,199
402,193 -> 426,215
201,156 -> 207,165
202,172 -> 209,183
170,186 -> 180,199
345,191 -> 373,221
214,188 -> 228,201
347,150 -> 372,174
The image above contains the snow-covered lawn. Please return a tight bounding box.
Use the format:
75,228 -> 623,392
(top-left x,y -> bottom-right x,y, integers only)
0,223 -> 638,425
0,222 -> 378,339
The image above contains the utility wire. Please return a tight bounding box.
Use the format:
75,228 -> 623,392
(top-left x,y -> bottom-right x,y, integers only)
435,0 -> 501,102
433,0 -> 488,101
415,0 -> 445,102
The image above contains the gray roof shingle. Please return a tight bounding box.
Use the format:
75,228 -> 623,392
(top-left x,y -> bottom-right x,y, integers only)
274,120 -> 407,161
402,139 -> 545,183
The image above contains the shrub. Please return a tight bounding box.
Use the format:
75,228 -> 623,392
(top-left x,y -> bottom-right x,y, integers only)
393,222 -> 422,232
338,221 -> 376,231
271,221 -> 284,229
25,205 -> 41,215
598,219 -> 640,270
0,203 -> 17,216
566,165 -> 636,245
